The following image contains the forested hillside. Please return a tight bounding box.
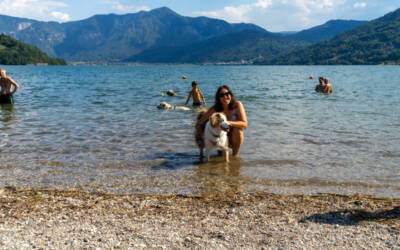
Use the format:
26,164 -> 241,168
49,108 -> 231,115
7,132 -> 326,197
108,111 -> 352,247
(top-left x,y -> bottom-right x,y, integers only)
260,8 -> 400,65
0,34 -> 66,65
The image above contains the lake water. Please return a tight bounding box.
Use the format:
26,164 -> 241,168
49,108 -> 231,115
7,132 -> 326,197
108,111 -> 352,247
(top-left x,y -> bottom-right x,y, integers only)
0,65 -> 399,197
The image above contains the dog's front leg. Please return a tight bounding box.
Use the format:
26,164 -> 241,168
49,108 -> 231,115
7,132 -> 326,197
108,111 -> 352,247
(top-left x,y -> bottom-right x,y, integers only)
206,148 -> 211,162
224,138 -> 230,163
199,147 -> 204,161
224,148 -> 230,163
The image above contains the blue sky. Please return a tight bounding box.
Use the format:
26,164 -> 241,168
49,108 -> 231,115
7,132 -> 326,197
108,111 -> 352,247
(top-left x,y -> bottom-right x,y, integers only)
0,0 -> 398,31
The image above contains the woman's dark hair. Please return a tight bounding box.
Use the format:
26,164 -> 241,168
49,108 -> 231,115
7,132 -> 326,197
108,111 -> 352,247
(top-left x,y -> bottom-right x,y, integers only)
214,85 -> 237,112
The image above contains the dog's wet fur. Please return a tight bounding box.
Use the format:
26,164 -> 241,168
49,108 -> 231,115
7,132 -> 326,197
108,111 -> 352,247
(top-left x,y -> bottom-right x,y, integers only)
195,109 -> 231,162
157,101 -> 190,111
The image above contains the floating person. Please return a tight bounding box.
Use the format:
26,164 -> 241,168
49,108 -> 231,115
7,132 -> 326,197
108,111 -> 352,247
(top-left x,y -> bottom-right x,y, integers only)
166,89 -> 180,97
0,69 -> 19,104
195,85 -> 247,158
185,81 -> 206,107
182,75 -> 187,79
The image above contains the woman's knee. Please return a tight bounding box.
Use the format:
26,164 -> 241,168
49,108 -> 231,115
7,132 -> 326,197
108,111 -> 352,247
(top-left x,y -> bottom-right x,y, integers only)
229,128 -> 244,147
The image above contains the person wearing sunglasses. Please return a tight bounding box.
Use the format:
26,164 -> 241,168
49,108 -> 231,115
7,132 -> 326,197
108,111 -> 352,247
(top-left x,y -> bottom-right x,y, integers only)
196,85 -> 248,158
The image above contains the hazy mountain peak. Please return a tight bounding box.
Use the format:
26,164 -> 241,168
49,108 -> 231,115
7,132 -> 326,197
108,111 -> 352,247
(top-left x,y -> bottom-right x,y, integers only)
150,6 -> 177,14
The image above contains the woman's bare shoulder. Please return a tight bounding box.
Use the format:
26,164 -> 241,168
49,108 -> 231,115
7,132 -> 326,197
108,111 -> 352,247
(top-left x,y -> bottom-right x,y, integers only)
235,101 -> 244,109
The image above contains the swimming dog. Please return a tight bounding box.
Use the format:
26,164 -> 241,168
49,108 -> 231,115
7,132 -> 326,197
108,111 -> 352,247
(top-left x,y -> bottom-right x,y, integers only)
195,110 -> 231,162
157,101 -> 190,111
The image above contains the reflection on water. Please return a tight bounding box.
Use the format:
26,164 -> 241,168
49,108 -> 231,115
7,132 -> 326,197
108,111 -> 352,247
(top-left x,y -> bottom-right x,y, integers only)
0,104 -> 16,126
0,104 -> 16,149
0,65 -> 399,198
194,158 -> 245,194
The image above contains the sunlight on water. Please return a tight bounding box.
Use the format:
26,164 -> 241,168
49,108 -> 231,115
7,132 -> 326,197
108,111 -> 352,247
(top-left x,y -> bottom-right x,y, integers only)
0,65 -> 399,197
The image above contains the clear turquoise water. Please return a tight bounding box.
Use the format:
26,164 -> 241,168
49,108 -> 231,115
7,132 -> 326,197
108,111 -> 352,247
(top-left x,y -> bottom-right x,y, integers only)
0,65 -> 399,197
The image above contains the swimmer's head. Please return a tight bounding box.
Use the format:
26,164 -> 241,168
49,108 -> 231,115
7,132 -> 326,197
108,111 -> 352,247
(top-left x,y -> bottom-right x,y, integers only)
191,81 -> 198,87
324,77 -> 329,84
0,69 -> 6,78
318,77 -> 324,83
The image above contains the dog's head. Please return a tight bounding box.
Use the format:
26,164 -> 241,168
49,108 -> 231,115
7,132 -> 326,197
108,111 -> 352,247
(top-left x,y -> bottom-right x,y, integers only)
210,112 -> 231,132
157,101 -> 172,109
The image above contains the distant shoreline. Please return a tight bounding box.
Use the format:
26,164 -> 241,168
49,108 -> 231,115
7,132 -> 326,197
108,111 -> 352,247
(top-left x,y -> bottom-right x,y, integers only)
66,62 -> 400,66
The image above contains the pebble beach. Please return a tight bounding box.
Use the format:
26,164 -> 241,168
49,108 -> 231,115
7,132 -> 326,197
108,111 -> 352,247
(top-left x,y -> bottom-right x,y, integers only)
0,187 -> 398,249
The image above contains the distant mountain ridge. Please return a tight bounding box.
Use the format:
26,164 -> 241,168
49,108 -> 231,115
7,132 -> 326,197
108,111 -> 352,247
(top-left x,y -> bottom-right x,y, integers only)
260,8 -> 400,65
286,19 -> 367,42
0,7 -> 265,62
127,29 -> 309,63
0,15 -> 38,34
0,7 -> 381,64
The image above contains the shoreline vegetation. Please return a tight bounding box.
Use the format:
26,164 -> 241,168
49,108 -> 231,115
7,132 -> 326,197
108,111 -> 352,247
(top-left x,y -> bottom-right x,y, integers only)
0,187 -> 398,248
0,34 -> 66,66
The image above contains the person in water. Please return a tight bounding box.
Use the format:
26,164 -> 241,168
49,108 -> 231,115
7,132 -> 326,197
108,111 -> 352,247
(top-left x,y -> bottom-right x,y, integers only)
196,85 -> 248,158
315,77 -> 326,93
0,69 -> 19,104
185,81 -> 206,106
323,77 -> 333,94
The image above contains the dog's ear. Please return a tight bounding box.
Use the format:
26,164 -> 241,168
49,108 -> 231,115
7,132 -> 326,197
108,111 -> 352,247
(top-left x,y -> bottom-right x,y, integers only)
210,114 -> 218,127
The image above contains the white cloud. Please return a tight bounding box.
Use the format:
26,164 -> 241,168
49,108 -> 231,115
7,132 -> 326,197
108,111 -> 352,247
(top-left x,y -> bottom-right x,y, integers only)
51,11 -> 70,21
196,0 -> 352,31
104,0 -> 150,13
197,0 -> 272,23
254,0 -> 273,9
0,0 -> 69,21
354,2 -> 367,8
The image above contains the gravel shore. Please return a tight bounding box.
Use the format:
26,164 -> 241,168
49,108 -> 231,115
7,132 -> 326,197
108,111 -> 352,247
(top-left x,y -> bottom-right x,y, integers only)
0,187 -> 398,249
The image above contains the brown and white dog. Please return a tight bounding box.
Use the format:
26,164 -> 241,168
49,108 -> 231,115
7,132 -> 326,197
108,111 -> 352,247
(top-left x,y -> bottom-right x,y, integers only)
195,110 -> 231,162
157,101 -> 190,111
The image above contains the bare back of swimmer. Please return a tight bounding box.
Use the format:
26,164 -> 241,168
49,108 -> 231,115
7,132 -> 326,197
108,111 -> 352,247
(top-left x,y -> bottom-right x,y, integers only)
0,69 -> 19,104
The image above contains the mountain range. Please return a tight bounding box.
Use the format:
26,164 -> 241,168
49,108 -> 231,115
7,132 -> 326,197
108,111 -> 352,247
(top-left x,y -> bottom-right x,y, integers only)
259,8 -> 400,65
127,30 -> 309,63
0,7 -> 370,64
285,19 -> 367,43
0,7 -> 265,62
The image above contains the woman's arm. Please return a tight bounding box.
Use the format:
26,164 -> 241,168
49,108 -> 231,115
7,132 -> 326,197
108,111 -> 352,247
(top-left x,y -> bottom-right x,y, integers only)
229,101 -> 247,130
